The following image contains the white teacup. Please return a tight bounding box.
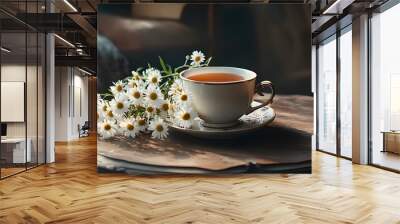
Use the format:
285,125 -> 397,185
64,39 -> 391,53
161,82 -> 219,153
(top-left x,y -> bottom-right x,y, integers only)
180,66 -> 275,128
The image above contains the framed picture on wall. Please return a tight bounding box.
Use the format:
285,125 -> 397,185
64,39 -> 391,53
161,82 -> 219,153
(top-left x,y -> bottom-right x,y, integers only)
97,3 -> 312,174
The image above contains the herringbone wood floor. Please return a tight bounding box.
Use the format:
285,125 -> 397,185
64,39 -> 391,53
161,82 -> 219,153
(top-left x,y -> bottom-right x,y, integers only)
1,136 -> 400,224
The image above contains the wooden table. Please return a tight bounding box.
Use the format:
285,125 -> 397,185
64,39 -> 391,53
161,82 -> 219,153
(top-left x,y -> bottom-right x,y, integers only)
98,95 -> 313,174
381,131 -> 400,154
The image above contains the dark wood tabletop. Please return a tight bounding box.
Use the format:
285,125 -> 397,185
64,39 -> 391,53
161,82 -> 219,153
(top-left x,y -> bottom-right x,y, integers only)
98,94 -> 313,174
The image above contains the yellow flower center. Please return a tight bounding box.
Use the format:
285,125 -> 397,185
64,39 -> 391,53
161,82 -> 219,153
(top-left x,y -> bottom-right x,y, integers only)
102,105 -> 107,112
132,91 -> 140,99
147,106 -> 154,113
116,85 -> 123,92
138,119 -> 145,126
182,112 -> 190,121
162,103 -> 169,111
104,124 -> 111,131
127,124 -> 134,131
149,92 -> 158,100
180,94 -> 188,101
107,111 -> 113,117
116,102 -> 124,109
195,56 -> 201,62
134,76 -> 140,80
156,124 -> 164,132
151,77 -> 158,83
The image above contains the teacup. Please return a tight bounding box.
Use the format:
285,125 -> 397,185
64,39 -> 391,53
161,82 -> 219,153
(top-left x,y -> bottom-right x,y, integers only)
180,66 -> 275,128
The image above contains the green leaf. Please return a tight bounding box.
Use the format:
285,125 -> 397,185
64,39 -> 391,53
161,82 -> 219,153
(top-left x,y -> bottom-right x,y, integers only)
159,56 -> 169,75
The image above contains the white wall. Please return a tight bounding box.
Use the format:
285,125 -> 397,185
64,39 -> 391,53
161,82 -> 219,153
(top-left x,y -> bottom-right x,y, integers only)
54,67 -> 89,141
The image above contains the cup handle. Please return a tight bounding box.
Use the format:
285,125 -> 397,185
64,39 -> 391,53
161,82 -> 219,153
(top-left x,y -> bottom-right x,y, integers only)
246,80 -> 275,114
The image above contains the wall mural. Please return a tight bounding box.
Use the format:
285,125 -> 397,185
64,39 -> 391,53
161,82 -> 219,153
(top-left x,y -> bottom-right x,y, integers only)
97,3 -> 312,174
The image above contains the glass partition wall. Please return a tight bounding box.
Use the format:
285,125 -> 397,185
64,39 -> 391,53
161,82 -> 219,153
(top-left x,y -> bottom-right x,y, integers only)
316,26 -> 352,159
0,2 -> 46,179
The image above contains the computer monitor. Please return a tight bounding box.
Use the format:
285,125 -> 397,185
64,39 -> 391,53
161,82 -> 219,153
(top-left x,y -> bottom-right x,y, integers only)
1,123 -> 7,137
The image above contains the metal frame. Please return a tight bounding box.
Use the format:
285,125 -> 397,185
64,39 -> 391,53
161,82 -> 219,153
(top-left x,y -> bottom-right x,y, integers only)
0,0 -> 47,180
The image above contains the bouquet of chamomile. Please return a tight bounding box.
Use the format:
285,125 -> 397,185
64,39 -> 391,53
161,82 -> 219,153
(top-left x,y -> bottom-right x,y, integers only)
97,51 -> 211,140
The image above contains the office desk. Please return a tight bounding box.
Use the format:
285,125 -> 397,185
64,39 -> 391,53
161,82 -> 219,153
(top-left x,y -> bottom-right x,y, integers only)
1,138 -> 31,163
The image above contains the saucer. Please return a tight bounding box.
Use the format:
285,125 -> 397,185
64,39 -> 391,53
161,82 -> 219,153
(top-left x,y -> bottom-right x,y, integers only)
168,103 -> 275,139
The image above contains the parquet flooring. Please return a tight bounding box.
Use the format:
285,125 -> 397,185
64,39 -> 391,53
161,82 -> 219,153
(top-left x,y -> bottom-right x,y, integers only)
1,135 -> 400,223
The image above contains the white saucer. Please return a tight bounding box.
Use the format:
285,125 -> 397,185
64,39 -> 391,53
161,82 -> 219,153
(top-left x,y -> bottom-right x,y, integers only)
168,104 -> 275,139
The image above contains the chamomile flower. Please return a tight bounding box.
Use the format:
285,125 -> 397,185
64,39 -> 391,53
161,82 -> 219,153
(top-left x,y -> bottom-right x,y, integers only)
127,79 -> 137,89
168,102 -> 177,116
144,86 -> 163,108
110,95 -> 129,116
104,109 -> 116,120
168,79 -> 183,96
174,90 -> 190,106
120,118 -> 139,138
190,50 -> 205,67
145,68 -> 162,86
110,80 -> 125,96
97,99 -> 108,120
175,107 -> 197,129
97,110 -> 104,122
132,70 -> 141,81
148,117 -> 168,140
98,99 -> 109,113
135,116 -> 147,132
145,104 -> 157,117
158,99 -> 171,118
128,78 -> 145,88
127,86 -> 144,106
98,119 -> 117,139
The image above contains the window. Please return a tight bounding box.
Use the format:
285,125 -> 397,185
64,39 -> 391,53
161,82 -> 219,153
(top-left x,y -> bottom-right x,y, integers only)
317,35 -> 337,154
316,25 -> 353,158
370,3 -> 400,171
339,28 -> 352,158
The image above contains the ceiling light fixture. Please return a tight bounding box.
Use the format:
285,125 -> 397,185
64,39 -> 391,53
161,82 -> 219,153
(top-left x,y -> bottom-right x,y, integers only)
1,47 -> 11,53
54,34 -> 75,48
322,0 -> 354,15
63,0 -> 78,12
78,67 -> 92,76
